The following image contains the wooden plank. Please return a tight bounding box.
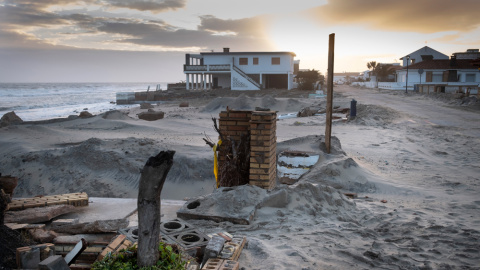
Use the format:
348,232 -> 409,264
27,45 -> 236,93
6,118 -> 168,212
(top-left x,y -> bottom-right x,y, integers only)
325,33 -> 335,154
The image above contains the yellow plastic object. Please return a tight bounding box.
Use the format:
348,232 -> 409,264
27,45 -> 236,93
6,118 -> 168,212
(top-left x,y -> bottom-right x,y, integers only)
213,140 -> 222,188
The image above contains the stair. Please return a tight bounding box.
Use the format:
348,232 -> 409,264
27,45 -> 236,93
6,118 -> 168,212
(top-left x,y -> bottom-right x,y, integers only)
232,65 -> 262,90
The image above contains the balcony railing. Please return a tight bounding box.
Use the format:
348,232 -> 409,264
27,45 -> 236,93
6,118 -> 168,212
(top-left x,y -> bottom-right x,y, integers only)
184,64 -> 231,72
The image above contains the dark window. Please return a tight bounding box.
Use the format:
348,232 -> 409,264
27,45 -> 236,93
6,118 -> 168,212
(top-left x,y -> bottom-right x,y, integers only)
271,57 -> 280,65
239,58 -> 248,65
253,57 -> 259,65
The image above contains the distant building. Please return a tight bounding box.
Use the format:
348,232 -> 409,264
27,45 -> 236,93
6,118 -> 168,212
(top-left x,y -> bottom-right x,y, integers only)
183,48 -> 298,90
332,72 -> 362,84
453,49 -> 480,60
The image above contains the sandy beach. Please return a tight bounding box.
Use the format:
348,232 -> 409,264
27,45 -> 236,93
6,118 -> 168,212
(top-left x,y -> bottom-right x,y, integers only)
1,85 -> 479,269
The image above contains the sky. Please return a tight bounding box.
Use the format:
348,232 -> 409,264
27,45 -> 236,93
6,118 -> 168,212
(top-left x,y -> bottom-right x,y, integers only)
1,0 -> 479,83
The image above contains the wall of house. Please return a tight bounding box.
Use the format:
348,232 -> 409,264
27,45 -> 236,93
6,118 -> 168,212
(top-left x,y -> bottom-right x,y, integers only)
203,54 -> 294,74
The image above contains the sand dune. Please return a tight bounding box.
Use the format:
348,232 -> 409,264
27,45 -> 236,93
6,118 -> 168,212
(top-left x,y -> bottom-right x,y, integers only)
1,85 -> 479,269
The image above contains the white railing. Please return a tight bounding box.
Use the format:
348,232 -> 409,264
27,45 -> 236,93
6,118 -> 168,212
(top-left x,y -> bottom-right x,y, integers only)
209,64 -> 230,71
184,64 -> 231,72
184,65 -> 207,71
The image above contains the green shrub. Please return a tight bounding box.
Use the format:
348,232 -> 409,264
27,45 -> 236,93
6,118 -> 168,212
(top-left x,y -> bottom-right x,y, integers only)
92,242 -> 187,270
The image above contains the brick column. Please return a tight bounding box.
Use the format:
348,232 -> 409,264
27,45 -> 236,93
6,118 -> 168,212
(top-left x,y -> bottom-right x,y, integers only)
249,111 -> 277,190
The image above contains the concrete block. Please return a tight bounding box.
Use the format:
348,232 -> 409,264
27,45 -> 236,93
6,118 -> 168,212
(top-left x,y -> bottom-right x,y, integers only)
160,218 -> 196,235
19,247 -> 40,269
220,260 -> 240,270
201,258 -> 224,270
201,235 -> 226,267
38,255 -> 70,270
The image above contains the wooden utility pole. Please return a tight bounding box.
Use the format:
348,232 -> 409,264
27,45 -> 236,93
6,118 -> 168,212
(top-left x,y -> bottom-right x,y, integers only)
137,151 -> 175,267
325,33 -> 335,154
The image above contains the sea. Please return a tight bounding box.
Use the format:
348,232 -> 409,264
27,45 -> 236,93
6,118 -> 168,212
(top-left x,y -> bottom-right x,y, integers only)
0,82 -> 174,121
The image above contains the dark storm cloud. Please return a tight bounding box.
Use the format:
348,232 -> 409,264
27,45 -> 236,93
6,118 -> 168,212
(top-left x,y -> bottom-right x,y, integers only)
96,19 -> 266,49
198,15 -> 265,36
103,0 -> 186,13
0,4 -> 67,26
310,0 -> 480,33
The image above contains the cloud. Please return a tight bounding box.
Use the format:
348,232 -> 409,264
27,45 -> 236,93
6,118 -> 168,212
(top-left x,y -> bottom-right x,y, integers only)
103,0 -> 186,13
309,0 -> 480,33
96,18 -> 270,50
0,4 -> 67,26
0,1 -> 272,52
198,15 -> 266,37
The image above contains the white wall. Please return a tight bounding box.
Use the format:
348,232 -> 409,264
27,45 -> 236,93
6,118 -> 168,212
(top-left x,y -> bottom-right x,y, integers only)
203,53 -> 294,74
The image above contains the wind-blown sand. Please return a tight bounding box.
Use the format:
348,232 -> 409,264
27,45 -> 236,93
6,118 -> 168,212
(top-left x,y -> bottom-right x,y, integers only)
1,86 -> 479,269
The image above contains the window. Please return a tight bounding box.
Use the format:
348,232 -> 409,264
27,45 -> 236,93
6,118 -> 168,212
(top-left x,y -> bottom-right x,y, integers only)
432,73 -> 442,82
466,74 -> 476,82
253,57 -> 259,65
239,58 -> 248,65
271,57 -> 280,65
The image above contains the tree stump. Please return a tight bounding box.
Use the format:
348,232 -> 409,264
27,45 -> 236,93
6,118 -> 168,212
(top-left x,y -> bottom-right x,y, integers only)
137,151 -> 175,267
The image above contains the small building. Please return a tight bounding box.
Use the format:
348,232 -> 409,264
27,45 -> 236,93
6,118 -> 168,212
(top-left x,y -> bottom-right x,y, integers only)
184,48 -> 298,90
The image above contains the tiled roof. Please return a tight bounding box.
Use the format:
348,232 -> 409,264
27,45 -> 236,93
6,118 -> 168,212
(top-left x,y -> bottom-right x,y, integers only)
404,59 -> 479,70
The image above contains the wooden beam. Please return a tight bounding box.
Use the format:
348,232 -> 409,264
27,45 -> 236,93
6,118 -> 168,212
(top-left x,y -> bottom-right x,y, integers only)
325,33 -> 335,154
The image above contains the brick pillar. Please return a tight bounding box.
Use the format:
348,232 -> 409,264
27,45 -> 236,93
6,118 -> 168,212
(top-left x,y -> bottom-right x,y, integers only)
249,111 -> 277,190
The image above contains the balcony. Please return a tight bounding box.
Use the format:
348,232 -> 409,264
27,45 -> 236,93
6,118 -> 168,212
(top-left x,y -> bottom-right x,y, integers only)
184,64 -> 231,72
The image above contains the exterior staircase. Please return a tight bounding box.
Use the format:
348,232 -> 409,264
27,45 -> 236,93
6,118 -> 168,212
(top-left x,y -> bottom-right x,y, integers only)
232,65 -> 262,90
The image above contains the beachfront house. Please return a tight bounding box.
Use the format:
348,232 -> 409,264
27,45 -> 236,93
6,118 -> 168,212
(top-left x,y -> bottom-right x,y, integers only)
397,55 -> 480,94
184,48 -> 298,90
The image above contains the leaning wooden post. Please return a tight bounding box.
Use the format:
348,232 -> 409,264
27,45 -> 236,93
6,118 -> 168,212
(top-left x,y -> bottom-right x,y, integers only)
137,150 -> 175,267
325,33 -> 335,154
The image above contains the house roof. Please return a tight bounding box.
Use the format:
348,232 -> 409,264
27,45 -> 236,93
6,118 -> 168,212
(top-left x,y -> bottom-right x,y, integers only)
399,46 -> 448,60
200,51 -> 296,57
403,59 -> 479,70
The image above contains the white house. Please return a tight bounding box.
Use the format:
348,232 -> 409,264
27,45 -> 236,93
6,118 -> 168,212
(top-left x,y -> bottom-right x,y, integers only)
184,48 -> 297,90
396,56 -> 480,94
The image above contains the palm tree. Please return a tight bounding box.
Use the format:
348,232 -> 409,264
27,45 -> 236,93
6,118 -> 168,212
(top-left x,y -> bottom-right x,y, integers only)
367,61 -> 377,77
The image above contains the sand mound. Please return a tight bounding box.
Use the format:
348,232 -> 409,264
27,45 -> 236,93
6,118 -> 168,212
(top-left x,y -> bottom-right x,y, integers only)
348,104 -> 403,126
201,95 -> 314,114
178,182 -> 357,225
101,110 -> 133,120
10,137 -> 214,198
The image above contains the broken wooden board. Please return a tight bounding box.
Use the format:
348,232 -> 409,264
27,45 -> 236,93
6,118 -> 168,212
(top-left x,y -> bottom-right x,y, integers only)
5,223 -> 45,230
51,218 -> 128,234
97,234 -> 134,261
5,205 -> 77,224
8,192 -> 89,211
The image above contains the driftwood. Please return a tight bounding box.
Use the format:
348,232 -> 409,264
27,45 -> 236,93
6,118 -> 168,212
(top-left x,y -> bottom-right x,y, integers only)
137,150 -> 175,268
204,118 -> 250,187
